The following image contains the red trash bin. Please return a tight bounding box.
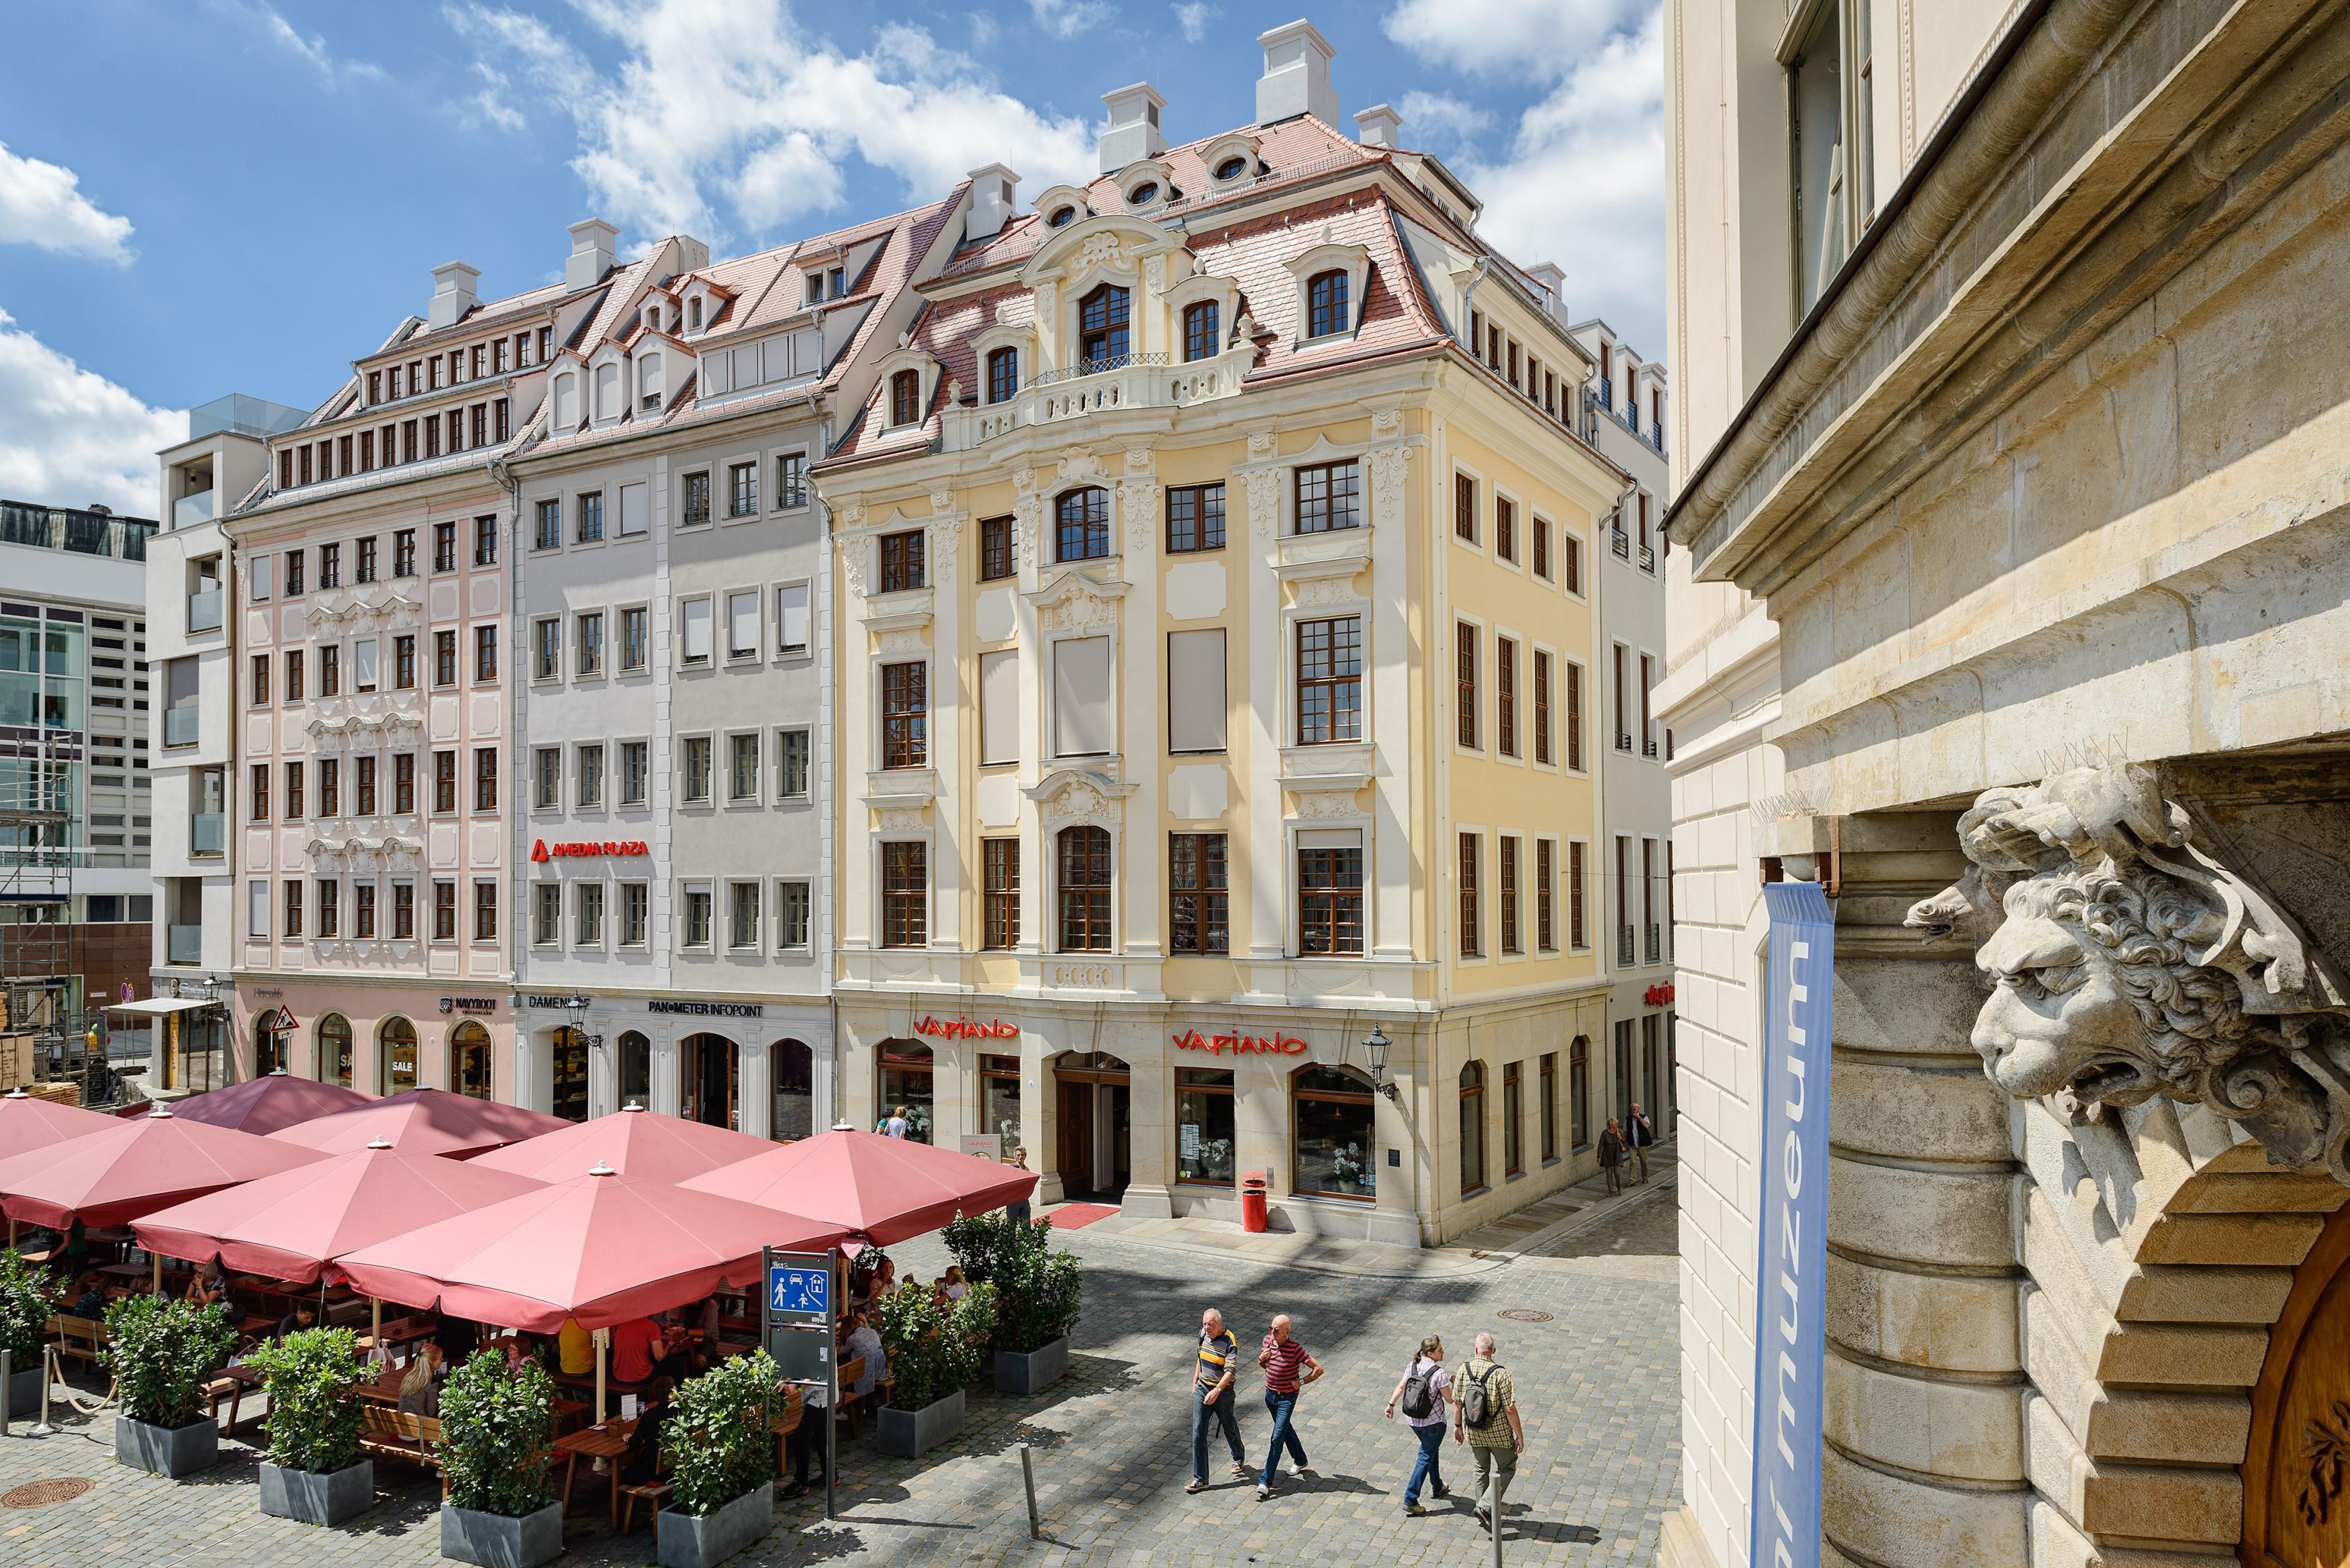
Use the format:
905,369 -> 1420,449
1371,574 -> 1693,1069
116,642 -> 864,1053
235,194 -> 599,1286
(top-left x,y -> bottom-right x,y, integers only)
1240,1171 -> 1269,1233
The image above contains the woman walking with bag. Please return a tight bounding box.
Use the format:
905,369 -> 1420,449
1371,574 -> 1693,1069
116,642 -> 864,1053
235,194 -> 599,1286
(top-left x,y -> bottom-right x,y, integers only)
1598,1117 -> 1628,1195
1384,1334 -> 1453,1514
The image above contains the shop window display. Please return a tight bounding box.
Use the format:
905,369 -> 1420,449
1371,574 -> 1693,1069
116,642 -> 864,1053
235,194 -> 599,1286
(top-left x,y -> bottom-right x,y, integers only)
1291,1063 -> 1376,1199
1176,1067 -> 1235,1185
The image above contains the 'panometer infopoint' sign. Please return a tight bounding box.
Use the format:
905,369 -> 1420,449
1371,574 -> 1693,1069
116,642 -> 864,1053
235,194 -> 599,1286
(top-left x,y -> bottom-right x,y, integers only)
1750,879 -> 1835,1568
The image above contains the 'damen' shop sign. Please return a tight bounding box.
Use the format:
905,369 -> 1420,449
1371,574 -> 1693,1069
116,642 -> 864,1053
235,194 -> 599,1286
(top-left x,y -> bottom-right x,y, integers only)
1750,880 -> 1835,1568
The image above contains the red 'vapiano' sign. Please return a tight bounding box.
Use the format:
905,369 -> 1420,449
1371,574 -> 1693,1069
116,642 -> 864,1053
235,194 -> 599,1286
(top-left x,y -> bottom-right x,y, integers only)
532,839 -> 650,861
1172,1029 -> 1306,1056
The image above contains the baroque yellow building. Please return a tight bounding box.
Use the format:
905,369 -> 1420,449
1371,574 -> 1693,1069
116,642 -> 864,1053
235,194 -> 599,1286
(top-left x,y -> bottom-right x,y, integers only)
817,32 -> 1632,1246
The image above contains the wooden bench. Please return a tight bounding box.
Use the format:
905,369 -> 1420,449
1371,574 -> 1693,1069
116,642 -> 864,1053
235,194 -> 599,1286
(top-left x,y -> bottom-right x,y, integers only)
46,1314 -> 107,1370
833,1357 -> 868,1436
618,1479 -> 673,1539
357,1405 -> 449,1495
769,1386 -> 805,1475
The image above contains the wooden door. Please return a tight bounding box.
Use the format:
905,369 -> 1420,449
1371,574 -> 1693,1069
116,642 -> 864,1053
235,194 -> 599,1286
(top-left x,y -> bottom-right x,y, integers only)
1058,1080 -> 1094,1197
2243,1199 -> 2350,1567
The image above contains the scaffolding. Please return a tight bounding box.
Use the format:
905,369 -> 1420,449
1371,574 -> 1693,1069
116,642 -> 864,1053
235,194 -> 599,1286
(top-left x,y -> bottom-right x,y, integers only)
0,738 -> 113,1104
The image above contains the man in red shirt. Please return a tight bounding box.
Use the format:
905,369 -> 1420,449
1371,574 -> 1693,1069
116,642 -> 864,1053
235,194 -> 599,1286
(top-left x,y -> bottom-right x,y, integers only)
609,1316 -> 663,1384
1255,1313 -> 1324,1500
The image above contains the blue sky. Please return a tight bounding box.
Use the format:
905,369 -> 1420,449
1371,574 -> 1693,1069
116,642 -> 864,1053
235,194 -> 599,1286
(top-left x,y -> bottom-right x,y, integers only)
0,0 -> 1661,514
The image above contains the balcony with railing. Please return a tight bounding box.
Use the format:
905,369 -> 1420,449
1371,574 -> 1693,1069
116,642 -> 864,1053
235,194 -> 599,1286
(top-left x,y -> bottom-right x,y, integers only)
1611,528 -> 1631,560
1617,924 -> 1636,966
187,586 -> 223,633
173,490 -> 216,528
191,812 -> 225,857
1645,923 -> 1662,965
1615,732 -> 1633,753
1638,543 -> 1656,572
163,705 -> 201,747
940,343 -> 1253,452
0,499 -> 158,562
167,925 -> 202,965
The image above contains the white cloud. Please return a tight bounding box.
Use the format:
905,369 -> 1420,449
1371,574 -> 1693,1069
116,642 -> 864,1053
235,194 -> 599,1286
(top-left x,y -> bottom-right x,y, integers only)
238,1 -> 387,85
0,144 -> 134,265
1172,3 -> 1214,43
0,310 -> 185,516
455,0 -> 1097,246
1029,0 -> 1108,40
1391,3 -> 1667,356
1397,91 -> 1490,149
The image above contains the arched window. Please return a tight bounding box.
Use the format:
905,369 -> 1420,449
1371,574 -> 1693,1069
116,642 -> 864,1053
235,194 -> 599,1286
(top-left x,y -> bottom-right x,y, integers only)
1182,301 -> 1220,363
1057,825 -> 1112,952
449,1020 -> 491,1100
378,1016 -> 418,1095
1214,154 -> 1250,181
1460,1060 -> 1487,1195
1569,1034 -> 1591,1149
1078,283 -> 1129,368
986,346 -> 1019,405
551,1026 -> 589,1122
772,1038 -> 814,1140
618,1030 -> 652,1108
878,1039 -> 933,1143
1292,1064 -> 1375,1199
1055,486 -> 1109,562
551,373 -> 579,429
1125,181 -> 1160,206
593,361 -> 620,420
1046,204 -> 1078,228
316,1013 -> 352,1087
254,1010 -> 291,1077
889,369 -> 921,427
680,1032 -> 735,1128
1306,269 -> 1350,338
687,295 -> 702,330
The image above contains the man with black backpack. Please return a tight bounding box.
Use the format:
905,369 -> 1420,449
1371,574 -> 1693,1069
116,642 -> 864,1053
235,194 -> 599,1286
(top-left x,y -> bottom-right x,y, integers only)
1452,1331 -> 1524,1533
1383,1334 -> 1453,1514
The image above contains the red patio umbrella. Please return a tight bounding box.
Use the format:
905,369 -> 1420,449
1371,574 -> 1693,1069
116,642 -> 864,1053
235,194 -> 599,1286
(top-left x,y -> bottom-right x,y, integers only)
267,1087 -> 569,1159
161,1071 -> 375,1136
335,1163 -> 841,1333
132,1137 -> 548,1284
0,1088 -> 116,1160
469,1104 -> 775,1185
0,1105 -> 327,1231
680,1126 -> 1037,1246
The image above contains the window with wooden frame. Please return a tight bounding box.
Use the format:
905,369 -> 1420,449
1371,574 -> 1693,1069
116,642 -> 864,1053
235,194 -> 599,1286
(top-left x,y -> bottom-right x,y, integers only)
1496,636 -> 1517,757
1168,833 -> 1228,954
1456,622 -> 1478,748
1540,1050 -> 1560,1161
284,760 -> 306,820
1454,472 -> 1476,542
1532,515 -> 1550,579
1536,838 -> 1556,950
1499,835 -> 1521,955
1056,825 -> 1112,952
1495,497 -> 1516,563
880,661 -> 927,769
394,752 -> 416,814
1297,836 -> 1364,956
1055,487 -> 1109,562
682,471 -> 711,528
1503,1060 -> 1523,1177
1458,832 -> 1481,958
1182,300 -> 1220,362
986,348 -> 1018,405
1570,1035 -> 1591,1148
432,751 -> 455,814
889,369 -> 921,426
1533,651 -> 1553,765
1568,839 -> 1588,949
249,763 -> 269,822
1563,532 -> 1583,595
1293,460 -> 1360,534
982,838 -> 1019,949
250,654 -> 269,707
881,841 -> 927,948
1305,269 -> 1350,337
318,758 -> 341,818
1566,661 -> 1585,770
356,755 -> 378,817
1295,616 -> 1362,745
473,746 -> 498,811
727,461 -> 757,518
1078,283 -> 1130,366
979,516 -> 1015,580
1165,483 -> 1225,552
1459,1061 -> 1487,1194
879,530 -> 926,594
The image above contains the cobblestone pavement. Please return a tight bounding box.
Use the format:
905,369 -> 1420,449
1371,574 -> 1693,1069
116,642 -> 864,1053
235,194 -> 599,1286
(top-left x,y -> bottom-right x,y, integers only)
0,1210 -> 1680,1567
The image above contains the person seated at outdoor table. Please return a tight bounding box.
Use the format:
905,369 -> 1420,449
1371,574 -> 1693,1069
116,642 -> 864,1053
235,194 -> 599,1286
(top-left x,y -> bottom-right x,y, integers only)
842,1310 -> 886,1396
608,1316 -> 664,1386
396,1342 -> 446,1416
941,1266 -> 969,1302
68,1275 -> 107,1320
557,1316 -> 594,1377
619,1377 -> 673,1487
183,1261 -> 227,1309
432,1315 -> 480,1364
272,1300 -> 318,1340
780,1383 -> 827,1500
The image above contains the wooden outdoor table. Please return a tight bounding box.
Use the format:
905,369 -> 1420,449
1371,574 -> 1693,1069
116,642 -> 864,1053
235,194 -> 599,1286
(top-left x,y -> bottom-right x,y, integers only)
207,1365 -> 263,1434
554,1420 -> 637,1529
352,1367 -> 410,1406
362,1318 -> 436,1361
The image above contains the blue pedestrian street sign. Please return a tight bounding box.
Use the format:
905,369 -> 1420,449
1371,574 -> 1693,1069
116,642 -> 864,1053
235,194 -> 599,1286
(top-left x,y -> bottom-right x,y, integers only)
767,1257 -> 829,1324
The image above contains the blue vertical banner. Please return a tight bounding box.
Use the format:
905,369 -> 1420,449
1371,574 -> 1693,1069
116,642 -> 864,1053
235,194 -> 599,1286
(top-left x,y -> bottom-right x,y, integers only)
1750,880 -> 1835,1568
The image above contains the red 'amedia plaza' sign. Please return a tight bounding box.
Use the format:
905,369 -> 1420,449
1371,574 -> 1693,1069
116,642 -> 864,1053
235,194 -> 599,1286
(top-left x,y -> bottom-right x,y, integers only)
914,1017 -> 1019,1040
532,839 -> 649,861
1172,1029 -> 1306,1056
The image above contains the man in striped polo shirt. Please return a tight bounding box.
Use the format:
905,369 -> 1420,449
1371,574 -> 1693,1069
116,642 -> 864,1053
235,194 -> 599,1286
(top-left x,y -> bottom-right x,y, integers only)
1186,1308 -> 1249,1493
1255,1313 -> 1325,1500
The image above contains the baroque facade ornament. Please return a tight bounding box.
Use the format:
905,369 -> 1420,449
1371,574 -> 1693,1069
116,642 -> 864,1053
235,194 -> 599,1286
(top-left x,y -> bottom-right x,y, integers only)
1039,778 -> 1119,831
1037,575 -> 1119,637
1367,444 -> 1412,530
1290,571 -> 1363,609
876,807 -> 925,834
1079,234 -> 1127,271
1290,787 -> 1364,821
1012,495 -> 1043,569
1059,449 -> 1106,487
836,534 -> 869,600
1909,764 -> 2350,1181
1117,478 -> 1162,556
929,518 -> 963,587
1246,466 -> 1282,543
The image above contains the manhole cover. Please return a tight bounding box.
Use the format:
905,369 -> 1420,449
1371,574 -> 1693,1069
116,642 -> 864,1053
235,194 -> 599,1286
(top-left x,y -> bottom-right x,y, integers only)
1497,1308 -> 1554,1323
2,1478 -> 93,1509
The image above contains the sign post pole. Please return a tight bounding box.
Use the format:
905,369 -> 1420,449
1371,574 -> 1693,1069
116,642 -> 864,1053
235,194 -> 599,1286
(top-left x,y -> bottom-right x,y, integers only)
763,1244 -> 839,1522
824,1246 -> 837,1524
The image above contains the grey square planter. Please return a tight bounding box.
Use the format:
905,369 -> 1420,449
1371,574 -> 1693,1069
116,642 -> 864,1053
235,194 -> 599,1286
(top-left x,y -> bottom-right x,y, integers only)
259,1459 -> 374,1526
657,1479 -> 773,1568
993,1336 -> 1070,1395
874,1387 -> 965,1458
440,1500 -> 565,1568
5,1361 -> 42,1418
115,1414 -> 220,1478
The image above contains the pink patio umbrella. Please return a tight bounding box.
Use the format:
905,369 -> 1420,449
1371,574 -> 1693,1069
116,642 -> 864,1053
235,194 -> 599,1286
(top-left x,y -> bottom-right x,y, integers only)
158,1071 -> 375,1136
268,1087 -> 569,1159
0,1106 -> 328,1285
469,1104 -> 775,1185
133,1137 -> 548,1284
0,1088 -> 116,1160
337,1164 -> 841,1418
680,1126 -> 1037,1246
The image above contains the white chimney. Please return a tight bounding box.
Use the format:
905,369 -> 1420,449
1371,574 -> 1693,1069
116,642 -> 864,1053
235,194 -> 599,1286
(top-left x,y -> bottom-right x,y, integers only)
1256,19 -> 1338,128
966,164 -> 1021,242
428,262 -> 479,330
1354,104 -> 1403,149
1525,262 -> 1569,324
1099,83 -> 1166,173
566,219 -> 618,291
672,235 -> 710,272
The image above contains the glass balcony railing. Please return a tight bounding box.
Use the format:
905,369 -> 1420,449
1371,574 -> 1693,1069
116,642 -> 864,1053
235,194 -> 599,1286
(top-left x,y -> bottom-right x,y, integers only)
167,925 -> 201,964
173,491 -> 216,528
187,587 -> 222,633
191,812 -> 225,856
163,706 -> 200,746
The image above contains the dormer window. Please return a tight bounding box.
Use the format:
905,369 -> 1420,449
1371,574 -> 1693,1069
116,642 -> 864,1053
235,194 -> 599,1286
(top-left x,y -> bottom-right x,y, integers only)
805,273 -> 822,305
552,371 -> 580,429
889,369 -> 921,428
1182,301 -> 1221,362
829,267 -> 845,297
645,305 -> 660,332
1079,284 -> 1129,370
688,297 -> 702,331
1127,181 -> 1160,207
1307,271 -> 1350,338
639,354 -> 664,411
1047,205 -> 1078,228
986,347 -> 1019,404
1214,156 -> 1250,181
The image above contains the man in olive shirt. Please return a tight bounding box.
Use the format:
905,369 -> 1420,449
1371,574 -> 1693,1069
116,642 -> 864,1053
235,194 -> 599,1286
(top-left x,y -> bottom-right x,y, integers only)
1453,1331 -> 1525,1532
1186,1308 -> 1248,1492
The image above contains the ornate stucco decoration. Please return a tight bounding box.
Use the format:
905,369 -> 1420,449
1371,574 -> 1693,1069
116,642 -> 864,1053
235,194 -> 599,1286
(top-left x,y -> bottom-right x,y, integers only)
1026,569 -> 1125,637
928,516 -> 963,587
1909,765 -> 2350,1181
1024,768 -> 1133,830
835,532 -> 869,601
1117,450 -> 1161,558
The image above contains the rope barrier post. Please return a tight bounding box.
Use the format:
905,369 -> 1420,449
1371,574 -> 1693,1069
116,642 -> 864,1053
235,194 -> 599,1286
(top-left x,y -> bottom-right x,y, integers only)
1020,1442 -> 1039,1538
1489,1465 -> 1508,1568
1,1347 -> 11,1438
28,1346 -> 54,1436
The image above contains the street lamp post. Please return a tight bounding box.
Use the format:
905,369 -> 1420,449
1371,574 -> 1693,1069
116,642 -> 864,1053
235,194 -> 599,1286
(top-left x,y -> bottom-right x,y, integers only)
1363,1024 -> 1398,1101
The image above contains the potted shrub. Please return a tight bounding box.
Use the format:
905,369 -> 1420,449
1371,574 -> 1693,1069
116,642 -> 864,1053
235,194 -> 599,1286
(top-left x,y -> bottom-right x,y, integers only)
872,1283 -> 995,1458
244,1326 -> 373,1525
0,1249 -> 56,1417
657,1348 -> 780,1568
945,1211 -> 1082,1394
438,1351 -> 561,1568
105,1294 -> 236,1477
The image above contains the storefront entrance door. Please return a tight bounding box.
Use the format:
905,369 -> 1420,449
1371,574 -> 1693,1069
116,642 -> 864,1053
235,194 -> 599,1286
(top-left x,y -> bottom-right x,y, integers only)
1057,1080 -> 1094,1197
1054,1052 -> 1131,1202
680,1033 -> 737,1129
